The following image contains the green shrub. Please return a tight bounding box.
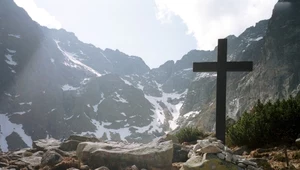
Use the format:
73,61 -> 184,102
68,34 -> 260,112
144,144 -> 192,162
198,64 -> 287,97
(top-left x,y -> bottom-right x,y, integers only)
226,94 -> 300,148
175,126 -> 204,143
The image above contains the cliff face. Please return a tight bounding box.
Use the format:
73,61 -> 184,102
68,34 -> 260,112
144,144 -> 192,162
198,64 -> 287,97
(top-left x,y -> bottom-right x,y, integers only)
177,0 -> 300,131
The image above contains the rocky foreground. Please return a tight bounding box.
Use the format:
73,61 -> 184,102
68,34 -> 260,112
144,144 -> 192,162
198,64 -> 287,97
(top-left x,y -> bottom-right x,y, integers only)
0,135 -> 300,170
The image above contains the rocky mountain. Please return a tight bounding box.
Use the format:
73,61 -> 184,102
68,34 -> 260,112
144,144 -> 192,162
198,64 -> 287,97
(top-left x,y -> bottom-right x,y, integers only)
0,0 -> 299,152
176,0 -> 300,131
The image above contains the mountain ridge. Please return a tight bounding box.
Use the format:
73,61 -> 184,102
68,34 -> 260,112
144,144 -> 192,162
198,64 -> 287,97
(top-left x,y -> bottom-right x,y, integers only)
1,0 -> 299,152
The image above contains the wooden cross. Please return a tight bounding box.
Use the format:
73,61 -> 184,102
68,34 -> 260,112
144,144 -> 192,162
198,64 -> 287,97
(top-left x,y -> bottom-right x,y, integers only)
193,39 -> 253,144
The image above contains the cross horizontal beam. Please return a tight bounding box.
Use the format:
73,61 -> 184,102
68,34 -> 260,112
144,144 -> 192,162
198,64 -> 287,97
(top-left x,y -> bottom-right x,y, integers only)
226,62 -> 253,71
193,61 -> 253,72
193,62 -> 217,72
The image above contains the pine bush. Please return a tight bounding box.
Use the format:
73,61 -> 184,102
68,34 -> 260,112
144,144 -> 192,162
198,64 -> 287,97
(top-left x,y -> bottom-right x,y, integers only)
226,94 -> 300,148
175,126 -> 204,143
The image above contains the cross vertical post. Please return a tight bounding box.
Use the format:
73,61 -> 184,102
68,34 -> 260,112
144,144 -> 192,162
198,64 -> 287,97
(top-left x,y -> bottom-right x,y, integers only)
193,38 -> 253,144
216,39 -> 227,143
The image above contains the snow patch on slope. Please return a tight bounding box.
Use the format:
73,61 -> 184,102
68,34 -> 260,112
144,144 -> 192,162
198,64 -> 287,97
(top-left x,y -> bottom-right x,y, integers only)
100,52 -> 112,64
80,119 -> 132,141
8,34 -> 21,38
5,54 -> 17,66
113,92 -> 129,103
169,102 -> 184,130
54,40 -> 102,77
249,36 -> 263,41
144,88 -> 187,131
61,84 -> 79,91
7,49 -> 16,53
228,98 -> 240,119
0,114 -> 32,152
183,111 -> 201,118
93,93 -> 105,112
121,78 -> 132,86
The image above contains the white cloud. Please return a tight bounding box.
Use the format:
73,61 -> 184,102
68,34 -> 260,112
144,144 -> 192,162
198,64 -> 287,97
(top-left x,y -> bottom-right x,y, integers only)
14,0 -> 62,29
154,0 -> 278,50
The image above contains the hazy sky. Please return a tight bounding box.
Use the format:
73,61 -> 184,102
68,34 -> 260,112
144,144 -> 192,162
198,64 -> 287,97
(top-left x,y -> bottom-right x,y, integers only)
14,0 -> 277,68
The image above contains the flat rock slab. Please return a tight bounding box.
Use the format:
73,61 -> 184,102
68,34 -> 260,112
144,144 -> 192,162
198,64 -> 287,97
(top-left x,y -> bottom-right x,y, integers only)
20,156 -> 42,167
197,145 -> 222,154
77,140 -> 173,170
32,138 -> 61,151
182,154 -> 243,170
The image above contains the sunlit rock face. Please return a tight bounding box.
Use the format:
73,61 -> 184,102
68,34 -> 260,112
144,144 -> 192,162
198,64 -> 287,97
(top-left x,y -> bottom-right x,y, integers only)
1,0 -> 300,151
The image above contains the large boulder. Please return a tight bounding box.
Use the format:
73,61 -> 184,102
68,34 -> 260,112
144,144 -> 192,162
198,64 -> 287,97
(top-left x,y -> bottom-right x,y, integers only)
76,140 -> 173,170
59,135 -> 101,151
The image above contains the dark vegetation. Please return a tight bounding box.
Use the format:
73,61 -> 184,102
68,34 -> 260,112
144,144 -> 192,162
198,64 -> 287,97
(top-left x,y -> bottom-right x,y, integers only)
175,126 -> 205,143
226,93 -> 300,148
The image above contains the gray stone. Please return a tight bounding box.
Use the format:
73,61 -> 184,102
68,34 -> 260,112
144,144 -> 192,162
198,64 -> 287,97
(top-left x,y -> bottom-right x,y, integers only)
13,148 -> 30,156
208,137 -> 218,142
232,155 -> 238,164
247,165 -> 258,170
52,148 -> 74,157
224,146 -> 233,154
77,140 -> 173,169
225,152 -> 233,162
181,156 -> 203,169
95,166 -> 110,170
212,141 -> 224,149
20,155 -> 42,167
196,139 -> 210,148
239,159 -> 257,167
296,138 -> 300,145
131,165 -> 139,170
217,153 -> 225,160
32,138 -> 61,151
197,145 -> 222,154
238,163 -> 247,168
41,150 -> 63,166
233,146 -> 248,155
32,151 -> 44,157
192,143 -> 201,152
182,154 -> 242,170
68,135 -> 100,142
80,165 -> 90,170
173,143 -> 189,162
0,162 -> 8,167
188,150 -> 196,159
59,140 -> 81,151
